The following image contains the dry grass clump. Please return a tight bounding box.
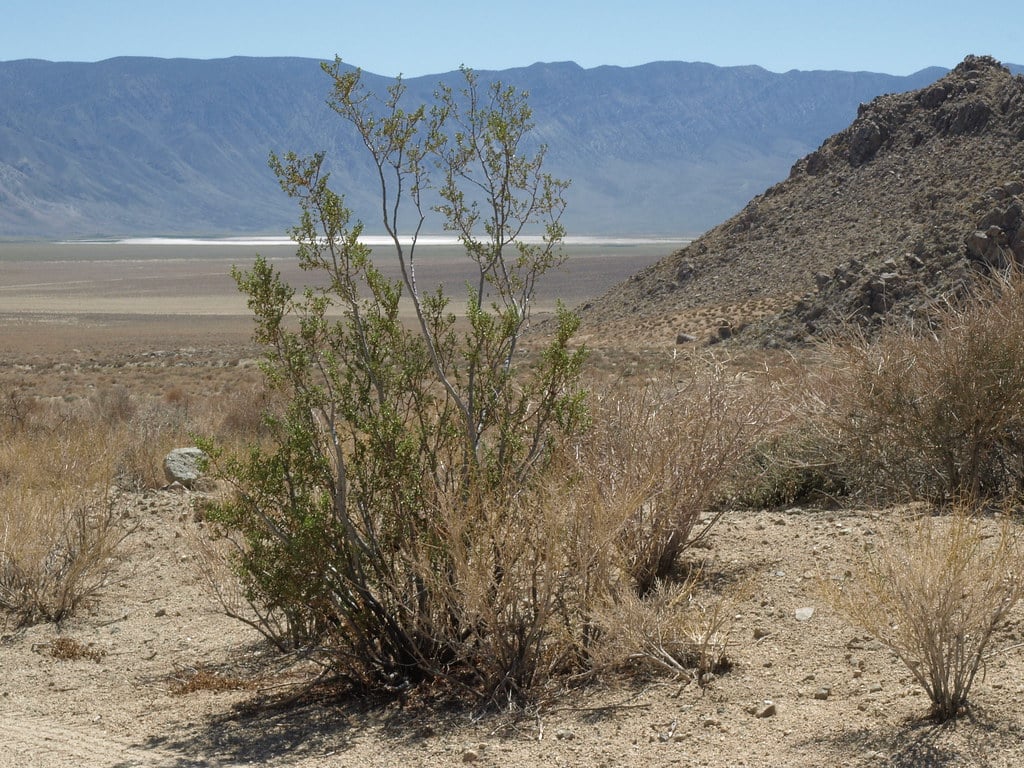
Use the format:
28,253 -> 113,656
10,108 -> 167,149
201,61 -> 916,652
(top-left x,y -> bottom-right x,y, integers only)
824,509 -> 1024,721
0,423 -> 129,626
590,577 -> 740,686
0,376 -> 276,628
38,636 -> 107,663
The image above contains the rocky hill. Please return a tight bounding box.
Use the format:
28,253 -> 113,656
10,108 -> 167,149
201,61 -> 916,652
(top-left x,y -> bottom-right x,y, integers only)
0,57 -> 949,239
585,56 -> 1024,348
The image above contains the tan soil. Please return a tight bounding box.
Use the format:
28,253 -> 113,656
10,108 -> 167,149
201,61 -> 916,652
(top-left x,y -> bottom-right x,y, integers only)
5,491 -> 1024,767
4,245 -> 1024,767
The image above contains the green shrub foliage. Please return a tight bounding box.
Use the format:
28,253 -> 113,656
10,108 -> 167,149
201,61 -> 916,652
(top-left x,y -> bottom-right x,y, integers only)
204,63 -> 587,702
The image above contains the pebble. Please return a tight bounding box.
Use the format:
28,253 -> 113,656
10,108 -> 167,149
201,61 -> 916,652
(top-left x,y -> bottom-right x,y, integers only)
462,749 -> 479,763
795,607 -> 815,621
756,701 -> 777,718
814,687 -> 831,700
555,728 -> 576,741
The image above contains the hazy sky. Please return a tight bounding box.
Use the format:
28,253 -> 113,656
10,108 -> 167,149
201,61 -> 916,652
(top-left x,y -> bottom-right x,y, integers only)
4,0 -> 1021,76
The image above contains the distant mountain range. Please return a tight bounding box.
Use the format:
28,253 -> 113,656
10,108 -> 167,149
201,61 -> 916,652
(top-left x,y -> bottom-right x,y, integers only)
1,56 -> 1020,240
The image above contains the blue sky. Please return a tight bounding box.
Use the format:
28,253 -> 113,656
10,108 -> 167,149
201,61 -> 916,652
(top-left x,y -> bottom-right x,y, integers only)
3,0 -> 1020,76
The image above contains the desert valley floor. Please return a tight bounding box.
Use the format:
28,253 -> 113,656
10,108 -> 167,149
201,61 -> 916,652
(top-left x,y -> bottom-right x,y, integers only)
3,241 -> 1024,767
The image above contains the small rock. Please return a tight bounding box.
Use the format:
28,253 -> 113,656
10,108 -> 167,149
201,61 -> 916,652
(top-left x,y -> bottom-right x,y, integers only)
755,701 -> 777,718
555,728 -> 576,741
869,682 -> 883,693
795,607 -> 815,622
154,608 -> 166,618
753,627 -> 770,640
814,687 -> 831,700
462,749 -> 479,763
163,447 -> 208,489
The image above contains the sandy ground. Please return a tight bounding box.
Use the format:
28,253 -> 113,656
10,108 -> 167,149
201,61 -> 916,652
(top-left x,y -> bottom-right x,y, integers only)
5,493 -> 1024,768
4,243 -> 1024,766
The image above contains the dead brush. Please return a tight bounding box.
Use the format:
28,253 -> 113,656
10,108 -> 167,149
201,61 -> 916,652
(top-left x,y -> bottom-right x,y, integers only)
581,361 -> 775,594
35,636 -> 107,663
0,426 -> 130,626
823,269 -> 1024,505
414,476 -> 607,705
170,663 -> 251,695
823,508 -> 1024,721
590,577 -> 741,687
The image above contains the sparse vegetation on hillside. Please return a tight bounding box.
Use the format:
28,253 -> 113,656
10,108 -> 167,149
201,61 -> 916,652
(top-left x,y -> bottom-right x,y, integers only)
585,55 -> 1024,351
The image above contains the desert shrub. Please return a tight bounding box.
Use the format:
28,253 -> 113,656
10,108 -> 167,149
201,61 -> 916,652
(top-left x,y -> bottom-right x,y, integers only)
0,428 -> 129,626
828,271 -> 1024,504
580,365 -> 773,594
213,383 -> 276,441
730,358 -> 849,509
90,384 -> 137,424
733,426 -> 848,509
1,388 -> 40,434
203,64 -> 592,704
825,509 -> 1024,721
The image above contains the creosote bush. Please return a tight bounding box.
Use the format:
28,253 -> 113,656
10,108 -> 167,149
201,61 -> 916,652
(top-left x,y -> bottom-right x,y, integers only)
825,509 -> 1024,721
203,62 -> 589,703
202,62 -> 773,704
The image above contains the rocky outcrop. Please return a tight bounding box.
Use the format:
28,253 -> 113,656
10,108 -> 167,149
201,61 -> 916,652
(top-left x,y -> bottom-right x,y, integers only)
584,55 -> 1024,347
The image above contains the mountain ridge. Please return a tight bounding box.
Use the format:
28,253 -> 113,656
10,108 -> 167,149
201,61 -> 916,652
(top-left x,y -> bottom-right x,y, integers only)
0,57 -> 1019,240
